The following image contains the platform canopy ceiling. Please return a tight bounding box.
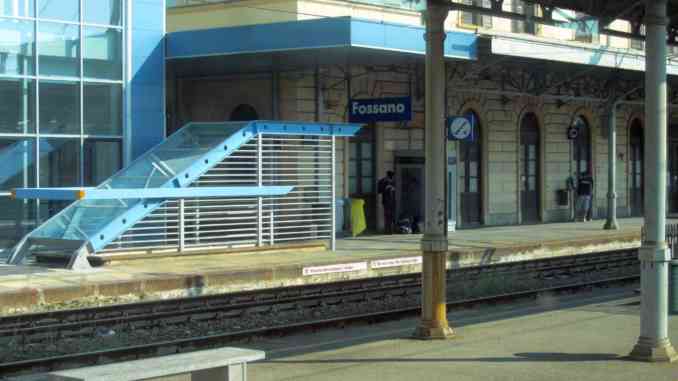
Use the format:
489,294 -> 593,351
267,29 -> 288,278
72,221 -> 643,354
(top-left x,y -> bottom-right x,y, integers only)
532,0 -> 678,27
432,0 -> 678,40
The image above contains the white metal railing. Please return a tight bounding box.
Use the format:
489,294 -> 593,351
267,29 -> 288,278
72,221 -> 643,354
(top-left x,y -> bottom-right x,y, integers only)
101,135 -> 334,254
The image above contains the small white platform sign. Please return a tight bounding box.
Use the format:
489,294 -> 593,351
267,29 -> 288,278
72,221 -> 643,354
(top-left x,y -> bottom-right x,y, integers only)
371,256 -> 422,269
302,262 -> 368,276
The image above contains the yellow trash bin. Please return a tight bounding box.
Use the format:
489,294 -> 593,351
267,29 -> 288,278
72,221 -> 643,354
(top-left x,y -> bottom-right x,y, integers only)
350,198 -> 366,237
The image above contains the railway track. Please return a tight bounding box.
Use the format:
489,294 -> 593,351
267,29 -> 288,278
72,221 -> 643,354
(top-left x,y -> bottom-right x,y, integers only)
0,249 -> 639,377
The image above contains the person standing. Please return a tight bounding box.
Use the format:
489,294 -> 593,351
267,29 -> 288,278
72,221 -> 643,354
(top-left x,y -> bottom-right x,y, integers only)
378,171 -> 397,234
577,170 -> 594,221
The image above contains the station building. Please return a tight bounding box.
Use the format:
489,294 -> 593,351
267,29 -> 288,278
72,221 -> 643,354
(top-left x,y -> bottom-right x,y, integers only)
0,0 -> 165,254
166,0 -> 678,232
2,0 -> 678,256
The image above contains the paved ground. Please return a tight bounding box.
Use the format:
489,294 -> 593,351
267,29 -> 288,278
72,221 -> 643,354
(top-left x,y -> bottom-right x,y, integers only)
246,285 -> 678,381
0,218 -> 645,314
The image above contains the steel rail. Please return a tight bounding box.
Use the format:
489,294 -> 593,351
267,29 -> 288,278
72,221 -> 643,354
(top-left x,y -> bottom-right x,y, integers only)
0,272 -> 639,377
0,250 -> 636,336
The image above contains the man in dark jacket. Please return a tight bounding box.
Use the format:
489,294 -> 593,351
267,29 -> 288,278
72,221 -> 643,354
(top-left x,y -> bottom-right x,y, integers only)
577,170 -> 594,221
378,171 -> 396,234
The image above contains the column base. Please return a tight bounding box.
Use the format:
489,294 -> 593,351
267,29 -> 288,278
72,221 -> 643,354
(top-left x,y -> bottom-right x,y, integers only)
413,322 -> 455,340
629,337 -> 678,362
603,219 -> 620,230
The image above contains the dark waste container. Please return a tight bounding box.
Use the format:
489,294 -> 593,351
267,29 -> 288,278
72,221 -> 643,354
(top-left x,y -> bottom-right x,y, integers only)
670,260 -> 678,315
556,189 -> 569,206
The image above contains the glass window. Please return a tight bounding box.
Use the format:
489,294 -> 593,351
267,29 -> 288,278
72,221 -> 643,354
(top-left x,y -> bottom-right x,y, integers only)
84,0 -> 122,26
0,18 -> 35,75
84,83 -> 121,135
0,138 -> 36,190
362,177 -> 373,194
349,177 -> 357,194
0,0 -> 34,17
38,21 -> 79,77
83,26 -> 122,80
0,78 -> 35,133
39,138 -> 80,186
37,0 -> 79,21
0,197 -> 36,251
38,138 -> 80,219
84,139 -> 121,186
39,80 -> 80,134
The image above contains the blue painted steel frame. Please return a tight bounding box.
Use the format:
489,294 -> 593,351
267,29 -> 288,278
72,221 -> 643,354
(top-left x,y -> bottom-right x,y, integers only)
20,121 -> 361,254
90,121 -> 360,251
13,186 -> 294,201
166,17 -> 478,61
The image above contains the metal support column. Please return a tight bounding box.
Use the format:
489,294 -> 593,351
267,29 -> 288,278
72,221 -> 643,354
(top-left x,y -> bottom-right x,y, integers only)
414,2 -> 454,340
331,135 -> 337,251
257,136 -> 263,247
630,0 -> 677,363
604,103 -> 619,230
178,199 -> 185,251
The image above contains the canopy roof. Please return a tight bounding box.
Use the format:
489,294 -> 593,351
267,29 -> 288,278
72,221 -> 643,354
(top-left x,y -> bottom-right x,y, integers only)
433,0 -> 678,41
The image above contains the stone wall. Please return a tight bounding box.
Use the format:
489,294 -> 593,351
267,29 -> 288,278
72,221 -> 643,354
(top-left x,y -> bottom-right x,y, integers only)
175,63 -> 661,228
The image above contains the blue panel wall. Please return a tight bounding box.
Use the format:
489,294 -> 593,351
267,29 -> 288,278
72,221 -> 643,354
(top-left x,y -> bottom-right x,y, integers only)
167,17 -> 352,59
130,0 -> 166,159
166,17 -> 477,61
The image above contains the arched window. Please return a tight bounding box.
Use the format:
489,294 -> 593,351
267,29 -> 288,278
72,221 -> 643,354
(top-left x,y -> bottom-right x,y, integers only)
459,111 -> 482,226
229,104 -> 259,122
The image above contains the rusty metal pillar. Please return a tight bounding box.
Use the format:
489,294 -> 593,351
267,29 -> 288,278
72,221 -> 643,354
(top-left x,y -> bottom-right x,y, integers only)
414,1 -> 454,340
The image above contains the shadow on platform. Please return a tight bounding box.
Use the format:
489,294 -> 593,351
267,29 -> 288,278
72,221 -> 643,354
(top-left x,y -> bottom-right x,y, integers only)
263,352 -> 622,364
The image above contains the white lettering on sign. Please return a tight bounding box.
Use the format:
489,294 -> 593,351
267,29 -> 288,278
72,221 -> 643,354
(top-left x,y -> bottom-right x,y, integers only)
302,262 -> 368,276
351,102 -> 406,116
371,256 -> 422,269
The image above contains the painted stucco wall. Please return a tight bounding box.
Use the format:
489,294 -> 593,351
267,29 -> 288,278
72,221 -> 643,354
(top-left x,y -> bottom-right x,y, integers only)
176,63 -> 653,228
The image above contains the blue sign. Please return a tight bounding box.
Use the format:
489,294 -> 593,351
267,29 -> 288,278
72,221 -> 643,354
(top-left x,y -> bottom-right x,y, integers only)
447,115 -> 475,141
348,97 -> 412,123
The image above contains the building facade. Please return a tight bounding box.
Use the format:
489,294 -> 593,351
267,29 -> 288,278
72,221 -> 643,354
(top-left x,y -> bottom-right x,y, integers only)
165,0 -> 678,232
0,0 -> 165,253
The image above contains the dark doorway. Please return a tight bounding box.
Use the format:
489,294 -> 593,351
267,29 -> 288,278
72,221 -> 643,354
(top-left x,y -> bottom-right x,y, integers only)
459,111 -> 482,227
573,115 -> 592,176
520,113 -> 540,224
669,126 -> 678,214
348,127 -> 377,231
229,104 -> 259,121
629,120 -> 644,217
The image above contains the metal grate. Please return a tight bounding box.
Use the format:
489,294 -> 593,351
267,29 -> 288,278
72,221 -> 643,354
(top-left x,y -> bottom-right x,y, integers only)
101,134 -> 334,254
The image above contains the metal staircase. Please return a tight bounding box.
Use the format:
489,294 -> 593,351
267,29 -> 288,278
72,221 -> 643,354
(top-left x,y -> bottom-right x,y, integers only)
7,121 -> 360,270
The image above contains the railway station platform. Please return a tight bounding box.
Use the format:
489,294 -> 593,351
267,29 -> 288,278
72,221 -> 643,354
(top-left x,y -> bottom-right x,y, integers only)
245,285 -> 678,381
0,218 -> 646,315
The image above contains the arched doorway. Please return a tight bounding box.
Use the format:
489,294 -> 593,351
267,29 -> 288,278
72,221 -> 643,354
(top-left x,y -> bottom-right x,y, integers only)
520,113 -> 540,224
572,115 -> 592,218
229,104 -> 259,121
459,111 -> 482,227
629,119 -> 644,216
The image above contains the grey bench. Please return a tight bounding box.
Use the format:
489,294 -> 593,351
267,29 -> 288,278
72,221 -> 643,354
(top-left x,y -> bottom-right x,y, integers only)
47,347 -> 265,381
